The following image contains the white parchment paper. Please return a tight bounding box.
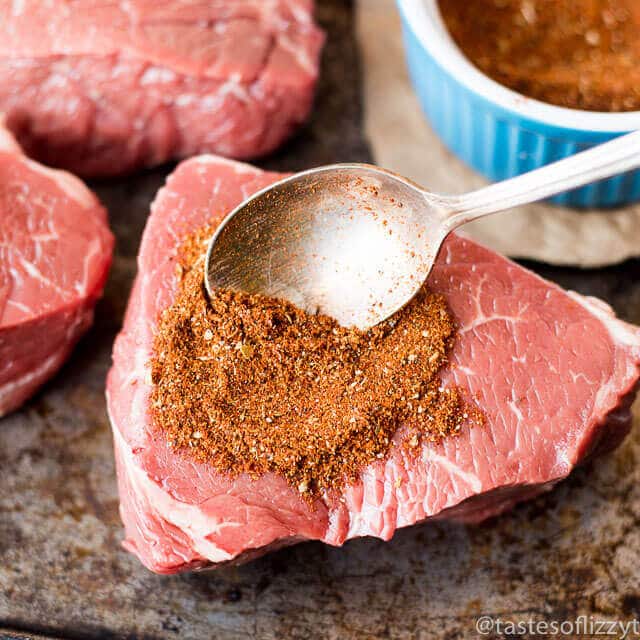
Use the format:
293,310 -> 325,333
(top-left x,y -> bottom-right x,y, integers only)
356,0 -> 640,267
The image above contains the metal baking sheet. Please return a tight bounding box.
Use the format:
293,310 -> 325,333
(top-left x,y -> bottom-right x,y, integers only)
1,2 -> 640,638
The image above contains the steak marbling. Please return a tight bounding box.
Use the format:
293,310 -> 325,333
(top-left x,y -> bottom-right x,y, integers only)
0,0 -> 324,177
107,157 -> 640,573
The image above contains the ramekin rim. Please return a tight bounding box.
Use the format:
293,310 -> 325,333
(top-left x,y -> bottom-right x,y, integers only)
397,0 -> 640,133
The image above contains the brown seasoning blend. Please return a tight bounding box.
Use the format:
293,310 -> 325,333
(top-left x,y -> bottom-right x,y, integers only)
150,226 -> 475,498
440,0 -> 640,112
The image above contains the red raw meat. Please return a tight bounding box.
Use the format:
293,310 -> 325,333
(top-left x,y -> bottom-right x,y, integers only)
107,156 -> 640,574
0,1 -> 324,177
0,125 -> 114,416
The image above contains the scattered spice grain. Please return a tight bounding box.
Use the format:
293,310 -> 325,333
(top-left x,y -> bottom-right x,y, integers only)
440,0 -> 640,112
150,225 -> 478,498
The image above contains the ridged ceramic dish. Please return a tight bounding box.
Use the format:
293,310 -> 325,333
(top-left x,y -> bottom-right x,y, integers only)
396,0 -> 640,208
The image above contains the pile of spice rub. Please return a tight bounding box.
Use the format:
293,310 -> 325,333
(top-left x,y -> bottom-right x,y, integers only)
150,227 -> 477,498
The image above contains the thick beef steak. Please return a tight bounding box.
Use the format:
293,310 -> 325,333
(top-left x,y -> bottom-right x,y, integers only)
0,1 -> 324,177
0,125 -> 113,417
107,157 -> 640,574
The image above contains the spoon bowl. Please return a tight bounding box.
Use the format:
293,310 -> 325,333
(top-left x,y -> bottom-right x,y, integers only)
206,164 -> 449,329
206,132 -> 640,330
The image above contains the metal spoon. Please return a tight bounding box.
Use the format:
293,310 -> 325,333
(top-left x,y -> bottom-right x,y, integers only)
206,130 -> 640,330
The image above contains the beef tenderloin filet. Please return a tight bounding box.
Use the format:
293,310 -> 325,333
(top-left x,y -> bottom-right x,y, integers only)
0,125 -> 113,416
107,156 -> 640,573
0,0 -> 324,177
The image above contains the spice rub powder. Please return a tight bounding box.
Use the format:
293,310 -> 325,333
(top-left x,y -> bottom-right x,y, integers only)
440,0 -> 640,112
150,226 -> 476,498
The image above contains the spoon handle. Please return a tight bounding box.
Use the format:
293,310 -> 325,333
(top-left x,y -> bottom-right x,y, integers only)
441,130 -> 640,230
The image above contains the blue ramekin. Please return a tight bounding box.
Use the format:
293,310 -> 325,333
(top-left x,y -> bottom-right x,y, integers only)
396,0 -> 640,208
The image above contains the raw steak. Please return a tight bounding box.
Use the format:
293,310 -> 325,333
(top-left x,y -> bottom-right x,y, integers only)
0,1 -> 324,177
107,157 -> 640,574
0,125 -> 113,417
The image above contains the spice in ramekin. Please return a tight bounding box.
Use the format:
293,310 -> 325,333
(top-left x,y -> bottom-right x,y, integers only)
440,0 -> 640,112
150,226 -> 479,498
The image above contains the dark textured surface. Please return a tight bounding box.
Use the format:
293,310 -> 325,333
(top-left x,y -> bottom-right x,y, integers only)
1,2 -> 640,639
